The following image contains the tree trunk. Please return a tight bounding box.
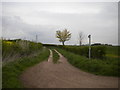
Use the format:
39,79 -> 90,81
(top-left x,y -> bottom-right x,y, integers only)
62,41 -> 65,46
80,41 -> 82,46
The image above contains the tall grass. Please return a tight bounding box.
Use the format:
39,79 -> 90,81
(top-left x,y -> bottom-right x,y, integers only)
2,47 -> 50,88
56,48 -> 119,77
2,39 -> 42,62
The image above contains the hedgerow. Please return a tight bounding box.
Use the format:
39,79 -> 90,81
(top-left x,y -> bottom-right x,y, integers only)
59,45 -> 106,59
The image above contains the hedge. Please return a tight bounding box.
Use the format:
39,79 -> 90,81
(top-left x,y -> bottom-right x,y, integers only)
59,45 -> 106,59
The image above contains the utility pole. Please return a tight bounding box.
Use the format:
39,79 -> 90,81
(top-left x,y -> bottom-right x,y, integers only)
88,35 -> 91,59
36,35 -> 38,43
36,35 -> 38,49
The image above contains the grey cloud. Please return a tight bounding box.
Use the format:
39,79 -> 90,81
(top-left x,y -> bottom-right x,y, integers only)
34,7 -> 117,45
2,2 -> 118,45
2,16 -> 60,44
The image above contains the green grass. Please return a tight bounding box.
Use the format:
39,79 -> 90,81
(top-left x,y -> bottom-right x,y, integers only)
56,48 -> 119,77
106,46 -> 118,55
2,47 -> 50,88
105,46 -> 119,59
52,49 -> 59,64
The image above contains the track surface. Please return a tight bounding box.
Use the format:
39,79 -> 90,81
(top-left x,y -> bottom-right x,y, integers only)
20,49 -> 118,88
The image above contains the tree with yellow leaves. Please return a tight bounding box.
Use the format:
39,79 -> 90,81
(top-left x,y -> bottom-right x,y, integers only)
56,29 -> 71,46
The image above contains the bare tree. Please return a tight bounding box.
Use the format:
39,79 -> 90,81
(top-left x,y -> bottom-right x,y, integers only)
78,32 -> 84,46
56,29 -> 71,46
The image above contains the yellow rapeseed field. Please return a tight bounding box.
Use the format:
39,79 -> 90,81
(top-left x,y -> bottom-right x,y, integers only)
4,41 -> 13,45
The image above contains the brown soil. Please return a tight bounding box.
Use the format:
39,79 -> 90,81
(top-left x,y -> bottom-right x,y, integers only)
20,49 -> 118,88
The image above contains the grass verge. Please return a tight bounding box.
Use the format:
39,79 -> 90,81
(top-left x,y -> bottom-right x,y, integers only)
2,47 -> 50,88
52,49 -> 59,64
56,48 -> 119,77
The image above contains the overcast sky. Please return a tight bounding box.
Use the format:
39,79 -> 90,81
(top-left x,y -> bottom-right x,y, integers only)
2,2 -> 118,45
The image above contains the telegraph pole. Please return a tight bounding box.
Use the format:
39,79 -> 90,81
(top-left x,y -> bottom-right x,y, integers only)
88,35 -> 91,59
36,35 -> 38,43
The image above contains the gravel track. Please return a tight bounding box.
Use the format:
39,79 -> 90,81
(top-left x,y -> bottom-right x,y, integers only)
20,49 -> 118,88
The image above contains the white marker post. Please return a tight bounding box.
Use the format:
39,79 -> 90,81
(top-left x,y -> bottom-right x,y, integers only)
88,35 -> 91,59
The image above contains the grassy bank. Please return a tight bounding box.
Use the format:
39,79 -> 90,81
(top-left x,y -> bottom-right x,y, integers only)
56,48 -> 119,77
2,47 -> 50,88
52,49 -> 59,64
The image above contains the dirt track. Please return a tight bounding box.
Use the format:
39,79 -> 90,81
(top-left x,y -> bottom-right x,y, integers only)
20,49 -> 118,88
